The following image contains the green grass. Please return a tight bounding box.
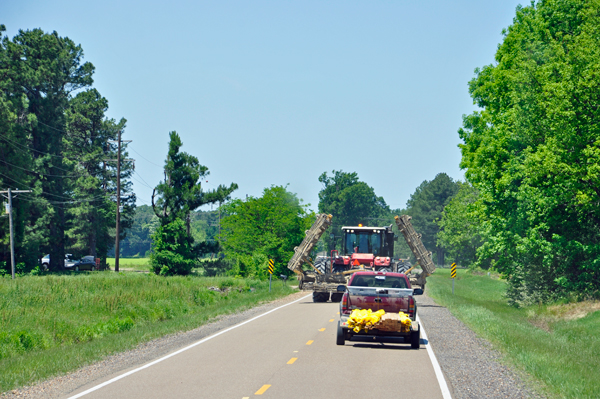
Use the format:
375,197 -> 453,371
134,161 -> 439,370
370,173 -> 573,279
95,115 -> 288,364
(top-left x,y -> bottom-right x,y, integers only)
427,269 -> 600,399
106,257 -> 150,270
0,273 -> 296,393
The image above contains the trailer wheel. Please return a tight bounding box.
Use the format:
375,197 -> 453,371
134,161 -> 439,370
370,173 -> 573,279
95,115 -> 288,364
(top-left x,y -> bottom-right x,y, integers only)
312,292 -> 330,302
410,329 -> 420,349
330,293 -> 343,302
336,322 -> 345,345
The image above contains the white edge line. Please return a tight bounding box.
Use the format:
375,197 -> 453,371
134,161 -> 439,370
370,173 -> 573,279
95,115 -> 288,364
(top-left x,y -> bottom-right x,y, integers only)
417,315 -> 453,399
67,293 -> 312,399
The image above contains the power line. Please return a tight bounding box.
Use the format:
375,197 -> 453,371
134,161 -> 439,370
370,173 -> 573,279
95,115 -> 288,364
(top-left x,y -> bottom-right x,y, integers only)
130,175 -> 152,189
132,170 -> 155,190
0,133 -> 67,160
0,172 -> 108,204
136,196 -> 152,205
129,146 -> 163,168
0,159 -> 84,178
0,132 -> 112,168
37,120 -> 108,143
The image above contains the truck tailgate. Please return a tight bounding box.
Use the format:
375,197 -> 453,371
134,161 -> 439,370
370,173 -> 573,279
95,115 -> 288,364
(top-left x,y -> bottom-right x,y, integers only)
347,287 -> 412,313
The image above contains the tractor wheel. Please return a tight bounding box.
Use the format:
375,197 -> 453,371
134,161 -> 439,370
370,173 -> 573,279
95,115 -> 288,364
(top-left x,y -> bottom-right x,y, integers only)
378,267 -> 392,273
336,322 -> 345,345
397,261 -> 411,274
331,293 -> 343,302
332,265 -> 345,274
314,258 -> 327,274
410,329 -> 420,349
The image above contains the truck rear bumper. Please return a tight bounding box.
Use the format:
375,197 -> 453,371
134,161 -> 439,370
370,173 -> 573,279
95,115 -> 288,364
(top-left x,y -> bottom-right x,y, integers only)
339,318 -> 419,337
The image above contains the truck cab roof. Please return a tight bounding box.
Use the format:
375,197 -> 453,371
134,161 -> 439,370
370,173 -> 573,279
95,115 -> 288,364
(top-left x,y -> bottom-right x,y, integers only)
348,271 -> 412,289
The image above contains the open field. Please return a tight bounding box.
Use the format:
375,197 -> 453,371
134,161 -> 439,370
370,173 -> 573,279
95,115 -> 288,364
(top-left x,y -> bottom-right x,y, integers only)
105,257 -> 149,271
427,268 -> 600,399
0,273 -> 296,393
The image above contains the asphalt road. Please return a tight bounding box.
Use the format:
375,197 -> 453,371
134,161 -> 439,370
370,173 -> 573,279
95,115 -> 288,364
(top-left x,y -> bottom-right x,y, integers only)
65,294 -> 446,399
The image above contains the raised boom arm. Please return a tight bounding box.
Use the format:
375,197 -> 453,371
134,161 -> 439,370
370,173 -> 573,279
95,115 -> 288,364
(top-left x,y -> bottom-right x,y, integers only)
287,214 -> 333,273
394,215 -> 436,287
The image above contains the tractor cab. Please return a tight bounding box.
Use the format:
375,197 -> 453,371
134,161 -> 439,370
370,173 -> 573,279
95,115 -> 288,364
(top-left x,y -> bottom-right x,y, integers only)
332,225 -> 396,272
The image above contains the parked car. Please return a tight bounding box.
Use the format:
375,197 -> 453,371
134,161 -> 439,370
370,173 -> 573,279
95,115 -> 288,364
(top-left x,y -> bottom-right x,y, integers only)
41,254 -> 97,271
69,256 -> 97,271
41,254 -> 75,271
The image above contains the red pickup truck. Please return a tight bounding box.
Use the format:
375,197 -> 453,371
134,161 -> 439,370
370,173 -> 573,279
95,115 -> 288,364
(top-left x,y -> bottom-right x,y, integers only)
336,271 -> 423,348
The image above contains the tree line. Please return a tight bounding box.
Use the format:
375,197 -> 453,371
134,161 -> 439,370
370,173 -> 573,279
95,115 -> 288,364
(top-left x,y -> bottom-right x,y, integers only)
8,0 -> 598,306
0,26 -> 135,273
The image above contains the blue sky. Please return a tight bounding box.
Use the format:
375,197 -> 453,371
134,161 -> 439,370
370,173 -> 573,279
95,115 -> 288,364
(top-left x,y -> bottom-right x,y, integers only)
2,0 -> 523,212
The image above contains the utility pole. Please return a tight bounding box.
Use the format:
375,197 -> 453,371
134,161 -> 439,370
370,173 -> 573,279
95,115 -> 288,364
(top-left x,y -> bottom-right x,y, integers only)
107,131 -> 133,272
1,189 -> 32,279
218,200 -> 221,241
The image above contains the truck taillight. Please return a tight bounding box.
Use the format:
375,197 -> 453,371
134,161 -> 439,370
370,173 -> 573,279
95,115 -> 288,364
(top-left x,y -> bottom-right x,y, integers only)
341,292 -> 349,314
408,296 -> 415,317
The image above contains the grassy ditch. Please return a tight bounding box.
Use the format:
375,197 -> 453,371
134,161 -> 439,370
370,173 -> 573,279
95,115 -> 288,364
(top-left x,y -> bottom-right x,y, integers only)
0,273 -> 296,393
426,268 -> 600,399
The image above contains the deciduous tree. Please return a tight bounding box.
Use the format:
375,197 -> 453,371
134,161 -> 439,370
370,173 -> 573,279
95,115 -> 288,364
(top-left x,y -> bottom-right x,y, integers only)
458,0 -> 600,302
437,182 -> 486,267
318,171 -> 390,250
405,173 -> 460,265
220,185 -> 314,278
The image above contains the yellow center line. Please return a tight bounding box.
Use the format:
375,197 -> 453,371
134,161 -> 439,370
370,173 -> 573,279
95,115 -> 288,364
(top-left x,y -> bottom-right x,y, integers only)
337,312 -> 340,314
255,385 -> 271,395
319,328 -> 326,331
306,340 -> 313,345
329,319 -> 334,322
287,357 -> 298,364
243,397 -> 249,399
293,350 -> 299,352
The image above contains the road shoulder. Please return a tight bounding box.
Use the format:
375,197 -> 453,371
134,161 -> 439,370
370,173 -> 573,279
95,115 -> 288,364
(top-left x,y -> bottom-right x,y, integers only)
1,291 -> 309,399
418,293 -> 545,399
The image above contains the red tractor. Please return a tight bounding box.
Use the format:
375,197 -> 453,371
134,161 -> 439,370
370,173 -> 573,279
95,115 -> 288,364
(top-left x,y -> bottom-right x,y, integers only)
288,214 -> 431,303
309,224 -> 400,303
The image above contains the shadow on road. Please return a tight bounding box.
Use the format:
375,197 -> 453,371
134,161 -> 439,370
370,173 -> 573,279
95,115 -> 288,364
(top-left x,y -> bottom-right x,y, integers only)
348,337 -> 429,349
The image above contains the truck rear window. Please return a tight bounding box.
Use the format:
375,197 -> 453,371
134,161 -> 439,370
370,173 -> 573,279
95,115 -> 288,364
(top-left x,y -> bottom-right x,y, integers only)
349,275 -> 408,289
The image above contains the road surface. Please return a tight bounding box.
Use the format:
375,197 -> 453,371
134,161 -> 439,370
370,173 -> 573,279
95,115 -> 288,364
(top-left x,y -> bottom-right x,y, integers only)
66,294 -> 447,399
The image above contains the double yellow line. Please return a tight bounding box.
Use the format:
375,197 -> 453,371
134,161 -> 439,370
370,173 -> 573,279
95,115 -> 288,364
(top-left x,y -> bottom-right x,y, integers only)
249,313 -> 337,396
